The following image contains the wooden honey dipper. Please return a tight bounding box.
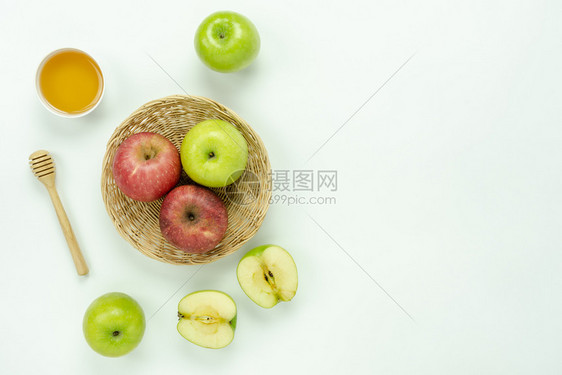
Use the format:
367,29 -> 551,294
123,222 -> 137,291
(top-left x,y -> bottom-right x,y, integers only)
29,150 -> 89,275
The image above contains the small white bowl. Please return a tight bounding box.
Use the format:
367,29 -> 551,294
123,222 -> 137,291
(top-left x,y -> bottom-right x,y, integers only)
36,48 -> 105,118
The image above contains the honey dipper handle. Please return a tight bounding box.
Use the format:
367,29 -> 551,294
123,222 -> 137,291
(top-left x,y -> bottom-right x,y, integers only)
46,186 -> 89,276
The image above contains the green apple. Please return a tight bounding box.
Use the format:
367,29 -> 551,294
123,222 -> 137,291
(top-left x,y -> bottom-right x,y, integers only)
194,11 -> 260,73
177,290 -> 237,349
83,292 -> 145,357
180,119 -> 248,187
237,245 -> 298,309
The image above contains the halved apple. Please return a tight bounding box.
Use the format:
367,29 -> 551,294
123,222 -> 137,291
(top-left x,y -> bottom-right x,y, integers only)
177,290 -> 237,349
236,245 -> 298,308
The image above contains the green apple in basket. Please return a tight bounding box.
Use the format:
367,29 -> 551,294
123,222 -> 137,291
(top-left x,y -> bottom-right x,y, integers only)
237,245 -> 298,308
177,290 -> 237,349
194,11 -> 260,73
180,119 -> 248,187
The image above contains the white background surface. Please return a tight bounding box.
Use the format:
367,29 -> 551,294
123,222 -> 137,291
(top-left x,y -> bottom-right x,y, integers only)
1,0 -> 561,373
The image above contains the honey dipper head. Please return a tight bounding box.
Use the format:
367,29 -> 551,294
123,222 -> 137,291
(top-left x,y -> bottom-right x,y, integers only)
29,150 -> 56,180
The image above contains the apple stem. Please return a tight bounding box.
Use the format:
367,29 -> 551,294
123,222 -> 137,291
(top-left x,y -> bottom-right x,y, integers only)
112,331 -> 120,337
144,150 -> 156,160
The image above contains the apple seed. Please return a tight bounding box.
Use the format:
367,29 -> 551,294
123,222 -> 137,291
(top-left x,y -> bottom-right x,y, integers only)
264,270 -> 276,285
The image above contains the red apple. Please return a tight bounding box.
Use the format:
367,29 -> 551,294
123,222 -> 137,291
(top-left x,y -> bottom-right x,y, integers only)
159,185 -> 228,253
112,132 -> 181,202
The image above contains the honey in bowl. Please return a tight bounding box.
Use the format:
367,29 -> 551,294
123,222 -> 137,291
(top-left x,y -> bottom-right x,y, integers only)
37,49 -> 104,116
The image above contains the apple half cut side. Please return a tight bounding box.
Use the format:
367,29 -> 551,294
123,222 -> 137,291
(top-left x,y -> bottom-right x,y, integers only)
177,290 -> 237,349
236,245 -> 298,309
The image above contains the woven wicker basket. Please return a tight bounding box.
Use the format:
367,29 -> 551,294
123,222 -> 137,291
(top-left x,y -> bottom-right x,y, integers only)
101,95 -> 271,265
